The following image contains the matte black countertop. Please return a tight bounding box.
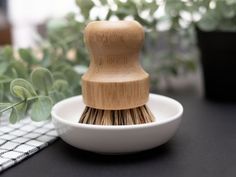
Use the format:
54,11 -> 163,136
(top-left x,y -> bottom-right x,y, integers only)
1,91 -> 236,177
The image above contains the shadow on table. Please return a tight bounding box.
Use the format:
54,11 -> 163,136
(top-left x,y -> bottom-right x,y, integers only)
57,140 -> 174,165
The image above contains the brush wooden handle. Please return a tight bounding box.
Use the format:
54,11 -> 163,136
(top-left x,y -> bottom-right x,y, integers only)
82,20 -> 149,110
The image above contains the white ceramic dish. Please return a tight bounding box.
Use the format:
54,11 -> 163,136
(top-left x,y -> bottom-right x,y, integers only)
51,94 -> 183,154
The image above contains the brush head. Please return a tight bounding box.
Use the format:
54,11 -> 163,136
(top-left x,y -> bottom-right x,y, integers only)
79,105 -> 155,125
80,20 -> 155,125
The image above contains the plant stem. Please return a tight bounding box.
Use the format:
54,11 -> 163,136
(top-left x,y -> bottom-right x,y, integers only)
0,97 -> 38,113
0,100 -> 25,113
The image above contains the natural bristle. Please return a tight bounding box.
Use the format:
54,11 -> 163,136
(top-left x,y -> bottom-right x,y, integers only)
79,105 -> 155,125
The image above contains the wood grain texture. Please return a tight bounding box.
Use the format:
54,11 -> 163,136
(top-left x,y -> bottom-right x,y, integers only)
82,20 -> 149,110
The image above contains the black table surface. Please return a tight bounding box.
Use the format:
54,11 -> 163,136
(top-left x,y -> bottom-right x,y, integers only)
1,91 -> 236,177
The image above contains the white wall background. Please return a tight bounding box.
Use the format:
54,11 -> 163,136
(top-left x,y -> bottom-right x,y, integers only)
8,0 -> 78,48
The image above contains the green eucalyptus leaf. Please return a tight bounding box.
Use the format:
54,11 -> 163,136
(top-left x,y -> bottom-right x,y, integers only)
52,80 -> 69,92
52,62 -> 71,72
76,0 -> 94,18
41,48 -> 51,67
63,67 -> 80,87
10,79 -> 37,99
0,62 -> 9,74
2,46 -> 14,59
10,107 -> 18,124
99,0 -> 108,5
7,61 -> 28,79
9,101 -> 27,123
0,84 -> 3,101
31,67 -> 54,91
31,96 -> 53,121
15,101 -> 27,120
49,90 -> 65,103
19,48 -> 35,64
1,83 -> 11,102
12,86 -> 32,99
52,72 -> 66,80
106,9 -> 113,20
13,69 -> 18,78
0,75 -> 12,84
47,19 -> 67,32
0,102 -> 11,111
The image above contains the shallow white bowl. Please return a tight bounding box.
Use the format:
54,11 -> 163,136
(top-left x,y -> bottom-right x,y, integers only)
51,94 -> 183,154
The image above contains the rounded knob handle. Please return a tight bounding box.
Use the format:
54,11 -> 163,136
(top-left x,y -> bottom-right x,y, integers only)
84,20 -> 144,56
82,21 -> 149,110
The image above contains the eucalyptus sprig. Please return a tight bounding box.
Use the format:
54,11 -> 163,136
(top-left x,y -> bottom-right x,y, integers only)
0,67 -> 77,123
0,45 -> 83,124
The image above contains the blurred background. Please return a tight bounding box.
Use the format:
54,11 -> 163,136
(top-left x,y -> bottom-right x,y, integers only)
1,0 -> 236,102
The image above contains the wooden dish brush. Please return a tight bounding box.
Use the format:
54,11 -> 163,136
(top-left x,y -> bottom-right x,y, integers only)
79,20 -> 155,125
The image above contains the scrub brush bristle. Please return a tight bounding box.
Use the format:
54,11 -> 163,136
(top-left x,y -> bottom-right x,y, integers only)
79,105 -> 155,125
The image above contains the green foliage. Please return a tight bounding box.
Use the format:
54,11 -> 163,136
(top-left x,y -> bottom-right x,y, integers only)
19,48 -> 36,65
31,68 -> 53,93
10,101 -> 27,123
10,79 -> 37,99
0,46 -> 83,124
165,0 -> 236,31
197,0 -> 236,31
31,96 -> 53,122
0,103 -> 11,111
76,0 -> 94,19
9,107 -> 18,124
46,14 -> 89,66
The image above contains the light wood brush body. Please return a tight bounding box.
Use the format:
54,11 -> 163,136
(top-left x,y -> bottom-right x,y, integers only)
79,20 -> 155,125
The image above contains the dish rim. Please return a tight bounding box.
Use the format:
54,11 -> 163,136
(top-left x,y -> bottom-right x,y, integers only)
51,93 -> 183,130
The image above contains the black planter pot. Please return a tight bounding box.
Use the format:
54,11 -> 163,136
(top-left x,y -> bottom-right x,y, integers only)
197,28 -> 236,102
